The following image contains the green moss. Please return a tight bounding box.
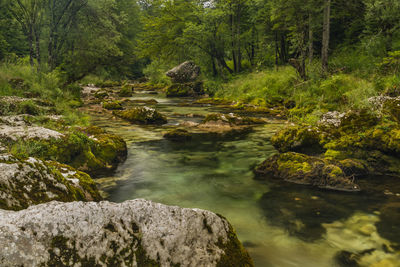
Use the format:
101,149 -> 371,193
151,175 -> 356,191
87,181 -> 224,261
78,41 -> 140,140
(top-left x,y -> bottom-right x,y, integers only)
271,125 -> 325,153
119,84 -> 134,97
163,129 -> 192,142
216,220 -> 254,267
94,90 -> 109,99
203,113 -> 265,126
165,84 -> 192,97
7,127 -> 127,177
103,100 -> 123,110
113,107 -> 167,125
255,152 -> 360,192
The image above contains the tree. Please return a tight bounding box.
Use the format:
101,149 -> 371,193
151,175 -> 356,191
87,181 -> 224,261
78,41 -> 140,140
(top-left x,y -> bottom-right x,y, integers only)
8,0 -> 45,66
321,0 -> 331,73
47,0 -> 88,69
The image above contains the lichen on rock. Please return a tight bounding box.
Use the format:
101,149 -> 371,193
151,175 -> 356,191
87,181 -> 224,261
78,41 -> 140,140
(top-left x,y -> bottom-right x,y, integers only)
0,154 -> 101,211
0,199 -> 253,267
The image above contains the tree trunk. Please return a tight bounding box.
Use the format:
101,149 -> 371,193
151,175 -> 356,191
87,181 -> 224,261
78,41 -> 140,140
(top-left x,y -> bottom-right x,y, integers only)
28,26 -> 35,66
230,11 -> 237,73
275,31 -> 279,69
34,28 -> 41,68
322,0 -> 331,73
308,13 -> 313,64
236,4 -> 241,72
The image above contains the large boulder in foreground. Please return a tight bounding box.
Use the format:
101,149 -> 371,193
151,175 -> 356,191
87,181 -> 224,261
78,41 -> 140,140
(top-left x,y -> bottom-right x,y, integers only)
0,154 -> 101,211
166,61 -> 200,83
0,199 -> 253,267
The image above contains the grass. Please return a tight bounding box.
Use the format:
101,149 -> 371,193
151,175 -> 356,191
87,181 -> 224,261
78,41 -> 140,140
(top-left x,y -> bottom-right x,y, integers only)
210,48 -> 400,124
0,61 -> 89,126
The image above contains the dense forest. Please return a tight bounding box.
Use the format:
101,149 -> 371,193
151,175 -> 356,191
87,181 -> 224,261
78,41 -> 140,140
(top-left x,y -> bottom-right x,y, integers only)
1,1 -> 400,266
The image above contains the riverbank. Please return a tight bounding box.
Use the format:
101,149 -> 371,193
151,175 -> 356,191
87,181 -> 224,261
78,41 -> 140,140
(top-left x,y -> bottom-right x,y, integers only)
83,82 -> 399,266
0,68 -> 254,266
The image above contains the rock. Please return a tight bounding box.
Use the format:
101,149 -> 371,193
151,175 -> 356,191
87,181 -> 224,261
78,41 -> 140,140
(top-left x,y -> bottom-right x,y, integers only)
254,152 -> 361,192
0,125 -> 127,178
165,82 -> 203,97
0,124 -> 64,141
119,84 -> 134,97
166,61 -> 201,83
0,154 -> 101,211
319,111 -> 346,128
113,106 -> 167,125
0,96 -> 53,116
0,199 -> 253,267
130,99 -> 158,105
102,100 -> 123,110
271,125 -> 326,153
178,118 -> 253,141
94,90 -> 109,99
203,113 -> 266,126
163,129 -> 192,142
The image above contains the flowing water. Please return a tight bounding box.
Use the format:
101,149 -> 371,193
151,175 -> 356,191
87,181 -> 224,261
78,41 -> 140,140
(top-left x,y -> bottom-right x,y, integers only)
91,92 -> 400,266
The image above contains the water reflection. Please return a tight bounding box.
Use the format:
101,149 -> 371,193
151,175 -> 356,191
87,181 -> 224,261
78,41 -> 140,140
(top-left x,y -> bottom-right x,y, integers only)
91,93 -> 400,266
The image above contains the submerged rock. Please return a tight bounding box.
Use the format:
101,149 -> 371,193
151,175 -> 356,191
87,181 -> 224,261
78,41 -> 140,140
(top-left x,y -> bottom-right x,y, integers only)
254,152 -> 360,192
163,128 -> 192,142
114,106 -> 167,125
166,61 -> 201,83
0,199 -> 253,267
0,154 -> 101,211
102,100 -> 123,110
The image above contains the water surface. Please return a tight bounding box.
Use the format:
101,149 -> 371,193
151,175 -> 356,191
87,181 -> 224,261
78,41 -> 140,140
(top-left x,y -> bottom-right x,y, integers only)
92,92 -> 400,266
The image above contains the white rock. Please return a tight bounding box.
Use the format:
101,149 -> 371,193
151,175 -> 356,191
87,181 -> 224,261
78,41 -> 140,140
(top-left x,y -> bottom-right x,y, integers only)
0,199 -> 252,267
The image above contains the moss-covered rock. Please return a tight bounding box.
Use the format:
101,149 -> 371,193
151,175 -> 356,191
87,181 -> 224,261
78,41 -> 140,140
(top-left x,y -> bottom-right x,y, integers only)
166,83 -> 193,97
114,106 -> 167,125
102,100 -> 123,110
0,199 -> 253,266
119,84 -> 134,97
94,90 -> 109,99
5,126 -> 127,177
163,129 -> 192,142
254,152 -> 361,192
271,125 -> 327,153
0,154 -> 101,211
0,96 -> 53,116
203,113 -> 266,126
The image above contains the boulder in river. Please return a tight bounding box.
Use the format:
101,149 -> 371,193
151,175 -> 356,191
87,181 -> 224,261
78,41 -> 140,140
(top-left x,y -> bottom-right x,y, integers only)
113,106 -> 167,125
0,199 -> 254,267
0,154 -> 101,211
254,152 -> 361,192
166,61 -> 201,83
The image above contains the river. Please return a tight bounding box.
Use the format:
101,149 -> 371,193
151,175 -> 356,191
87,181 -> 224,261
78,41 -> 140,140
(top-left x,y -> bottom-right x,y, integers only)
90,91 -> 400,266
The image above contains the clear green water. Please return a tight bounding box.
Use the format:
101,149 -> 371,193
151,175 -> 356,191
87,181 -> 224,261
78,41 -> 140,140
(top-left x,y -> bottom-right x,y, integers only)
92,93 -> 400,267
